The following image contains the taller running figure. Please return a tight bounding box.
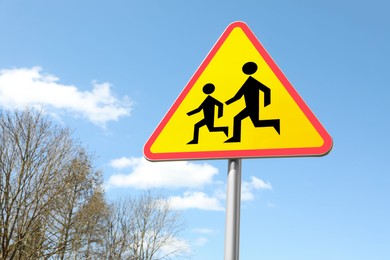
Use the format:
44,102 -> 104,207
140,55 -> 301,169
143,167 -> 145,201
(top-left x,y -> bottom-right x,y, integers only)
225,62 -> 280,142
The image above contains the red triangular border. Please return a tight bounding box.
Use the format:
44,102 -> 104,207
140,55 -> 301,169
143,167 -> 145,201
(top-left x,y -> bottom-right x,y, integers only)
144,21 -> 332,161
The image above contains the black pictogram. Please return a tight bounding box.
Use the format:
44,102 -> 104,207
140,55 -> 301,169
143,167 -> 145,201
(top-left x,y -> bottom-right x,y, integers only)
224,62 -> 280,142
187,83 -> 229,144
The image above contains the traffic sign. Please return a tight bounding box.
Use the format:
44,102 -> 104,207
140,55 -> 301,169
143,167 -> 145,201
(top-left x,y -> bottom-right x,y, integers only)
144,21 -> 332,161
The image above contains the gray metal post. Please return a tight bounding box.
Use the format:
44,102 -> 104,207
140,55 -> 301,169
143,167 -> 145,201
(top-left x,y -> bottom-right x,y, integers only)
224,159 -> 242,260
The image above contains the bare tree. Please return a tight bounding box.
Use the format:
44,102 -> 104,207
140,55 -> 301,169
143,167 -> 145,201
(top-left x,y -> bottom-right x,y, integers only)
0,110 -> 188,259
103,191 -> 188,260
73,188 -> 109,259
0,109 -> 105,259
47,155 -> 104,260
101,198 -> 134,259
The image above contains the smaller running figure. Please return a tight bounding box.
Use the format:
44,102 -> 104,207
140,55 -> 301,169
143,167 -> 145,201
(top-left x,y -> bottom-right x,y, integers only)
187,83 -> 229,144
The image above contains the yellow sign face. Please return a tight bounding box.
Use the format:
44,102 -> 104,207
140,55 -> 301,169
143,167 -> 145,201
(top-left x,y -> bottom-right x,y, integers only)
144,21 -> 332,161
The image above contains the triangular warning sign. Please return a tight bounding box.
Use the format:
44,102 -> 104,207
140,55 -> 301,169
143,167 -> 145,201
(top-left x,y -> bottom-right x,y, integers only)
144,21 -> 332,161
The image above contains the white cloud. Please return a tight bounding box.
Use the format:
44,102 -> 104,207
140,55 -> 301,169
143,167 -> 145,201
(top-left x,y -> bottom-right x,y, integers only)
109,156 -> 138,169
157,237 -> 192,259
191,228 -> 215,235
0,67 -> 131,126
267,202 -> 277,208
107,157 -> 273,211
241,176 -> 272,201
108,157 -> 218,189
191,229 -> 215,247
169,191 -> 224,211
193,237 -> 209,247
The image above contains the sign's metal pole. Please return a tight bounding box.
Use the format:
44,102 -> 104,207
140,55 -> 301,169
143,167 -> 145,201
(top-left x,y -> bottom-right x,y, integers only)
224,158 -> 242,260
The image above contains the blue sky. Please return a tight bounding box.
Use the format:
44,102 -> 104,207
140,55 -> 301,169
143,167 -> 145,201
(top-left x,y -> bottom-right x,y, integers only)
1,0 -> 389,259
